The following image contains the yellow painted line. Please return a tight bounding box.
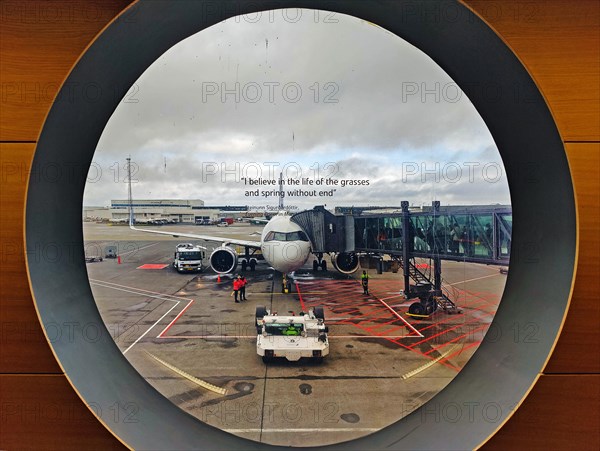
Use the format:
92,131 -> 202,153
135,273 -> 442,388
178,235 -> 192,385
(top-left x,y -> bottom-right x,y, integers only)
401,344 -> 460,380
406,312 -> 430,318
146,352 -> 227,395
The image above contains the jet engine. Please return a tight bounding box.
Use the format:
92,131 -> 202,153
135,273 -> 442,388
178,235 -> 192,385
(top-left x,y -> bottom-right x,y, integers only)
209,246 -> 238,273
332,252 -> 360,274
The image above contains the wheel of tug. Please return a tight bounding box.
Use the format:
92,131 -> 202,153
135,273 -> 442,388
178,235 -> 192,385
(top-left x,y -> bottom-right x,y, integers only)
255,306 -> 267,321
314,306 -> 325,320
409,302 -> 425,316
425,300 -> 435,315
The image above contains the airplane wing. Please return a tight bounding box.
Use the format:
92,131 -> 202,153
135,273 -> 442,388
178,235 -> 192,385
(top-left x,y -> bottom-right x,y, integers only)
129,224 -> 262,249
241,217 -> 270,225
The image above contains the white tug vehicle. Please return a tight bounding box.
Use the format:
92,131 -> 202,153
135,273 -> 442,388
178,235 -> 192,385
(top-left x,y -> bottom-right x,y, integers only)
255,306 -> 329,363
173,243 -> 205,273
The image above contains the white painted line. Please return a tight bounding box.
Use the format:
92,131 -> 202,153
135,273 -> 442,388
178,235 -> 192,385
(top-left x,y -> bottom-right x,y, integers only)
375,297 -> 423,338
224,428 -> 381,433
119,242 -> 160,256
379,294 -> 407,302
122,302 -> 180,354
89,280 -> 193,354
90,281 -> 181,304
447,273 -> 501,286
89,278 -> 188,301
156,299 -> 194,338
158,334 -> 415,339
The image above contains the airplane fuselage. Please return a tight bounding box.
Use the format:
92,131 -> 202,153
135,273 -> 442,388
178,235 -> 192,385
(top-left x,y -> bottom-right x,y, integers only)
259,213 -> 311,273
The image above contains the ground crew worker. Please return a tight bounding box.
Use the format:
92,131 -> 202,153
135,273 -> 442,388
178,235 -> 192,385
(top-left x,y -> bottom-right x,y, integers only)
240,275 -> 248,301
361,270 -> 369,295
232,275 -> 242,303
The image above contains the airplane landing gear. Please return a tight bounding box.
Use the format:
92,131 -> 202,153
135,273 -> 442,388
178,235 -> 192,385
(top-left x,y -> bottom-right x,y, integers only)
312,253 -> 327,271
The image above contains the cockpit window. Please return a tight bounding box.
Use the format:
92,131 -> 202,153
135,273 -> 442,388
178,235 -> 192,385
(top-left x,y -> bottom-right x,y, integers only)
264,231 -> 310,242
287,231 -> 309,241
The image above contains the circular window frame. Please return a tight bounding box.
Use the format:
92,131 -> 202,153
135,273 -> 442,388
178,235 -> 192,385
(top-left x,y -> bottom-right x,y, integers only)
25,1 -> 577,450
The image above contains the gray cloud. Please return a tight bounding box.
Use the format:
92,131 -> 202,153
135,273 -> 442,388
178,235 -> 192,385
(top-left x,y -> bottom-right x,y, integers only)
85,10 -> 509,209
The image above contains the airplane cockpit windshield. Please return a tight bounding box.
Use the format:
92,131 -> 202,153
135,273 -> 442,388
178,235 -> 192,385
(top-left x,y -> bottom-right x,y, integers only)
264,231 -> 310,242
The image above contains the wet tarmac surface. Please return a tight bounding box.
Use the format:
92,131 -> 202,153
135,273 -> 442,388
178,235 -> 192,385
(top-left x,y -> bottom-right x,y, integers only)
84,222 -> 506,447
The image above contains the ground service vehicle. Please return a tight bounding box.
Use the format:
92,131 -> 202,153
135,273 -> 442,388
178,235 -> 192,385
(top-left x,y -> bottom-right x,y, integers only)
173,243 -> 205,273
255,306 -> 329,363
195,216 -> 211,225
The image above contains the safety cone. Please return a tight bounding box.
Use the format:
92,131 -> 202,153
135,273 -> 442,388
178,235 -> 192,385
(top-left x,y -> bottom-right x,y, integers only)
117,255 -> 121,264
217,274 -> 221,283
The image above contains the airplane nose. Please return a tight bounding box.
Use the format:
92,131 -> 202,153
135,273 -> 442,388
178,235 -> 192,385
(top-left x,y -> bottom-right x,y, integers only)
262,241 -> 310,273
281,242 -> 308,263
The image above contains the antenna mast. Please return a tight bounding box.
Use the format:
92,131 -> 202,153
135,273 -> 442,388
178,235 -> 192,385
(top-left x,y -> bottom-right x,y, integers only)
127,157 -> 133,225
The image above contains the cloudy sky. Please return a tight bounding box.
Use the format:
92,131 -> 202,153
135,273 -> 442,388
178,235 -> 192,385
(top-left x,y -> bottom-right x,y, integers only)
84,9 -> 510,210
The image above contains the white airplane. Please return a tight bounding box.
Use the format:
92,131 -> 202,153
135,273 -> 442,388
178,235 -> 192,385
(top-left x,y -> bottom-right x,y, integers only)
129,209 -> 313,275
125,165 -> 359,287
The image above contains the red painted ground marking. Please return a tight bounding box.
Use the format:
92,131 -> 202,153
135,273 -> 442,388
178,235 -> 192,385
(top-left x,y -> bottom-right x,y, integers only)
413,312 -> 467,334
424,324 -> 490,356
303,279 -> 423,338
410,295 -> 493,335
352,279 -> 423,337
312,280 -> 499,371
136,264 -> 169,270
295,282 -> 306,311
368,317 -> 404,331
157,334 -> 415,340
458,290 -> 500,314
363,321 -> 412,337
157,299 -> 195,338
353,305 -> 394,319
378,324 -> 411,336
451,294 -> 497,318
298,279 -> 462,371
409,317 -> 488,348
385,337 -> 461,372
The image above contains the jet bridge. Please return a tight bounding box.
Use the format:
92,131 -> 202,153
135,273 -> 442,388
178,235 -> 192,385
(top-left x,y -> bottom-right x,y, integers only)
290,205 -> 355,254
291,202 -> 512,315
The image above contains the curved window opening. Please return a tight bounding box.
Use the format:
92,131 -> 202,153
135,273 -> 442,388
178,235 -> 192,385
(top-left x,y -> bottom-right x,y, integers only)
82,8 -> 511,448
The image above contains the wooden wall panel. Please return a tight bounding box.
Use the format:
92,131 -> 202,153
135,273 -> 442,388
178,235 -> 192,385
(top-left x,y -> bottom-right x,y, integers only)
467,0 -> 600,142
482,374 -> 600,451
0,143 -> 61,373
0,0 -> 598,450
546,143 -> 600,373
0,0 -> 134,141
0,375 -> 123,450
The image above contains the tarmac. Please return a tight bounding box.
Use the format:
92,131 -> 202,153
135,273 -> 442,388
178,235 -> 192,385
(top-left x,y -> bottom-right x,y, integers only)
84,221 -> 506,447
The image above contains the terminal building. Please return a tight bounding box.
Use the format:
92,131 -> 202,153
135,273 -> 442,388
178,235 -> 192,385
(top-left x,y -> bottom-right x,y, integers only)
83,199 -> 248,224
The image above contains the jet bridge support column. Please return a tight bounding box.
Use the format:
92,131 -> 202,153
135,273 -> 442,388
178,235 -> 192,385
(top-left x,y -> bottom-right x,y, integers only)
401,201 -> 411,295
432,201 -> 442,296
433,255 -> 442,296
